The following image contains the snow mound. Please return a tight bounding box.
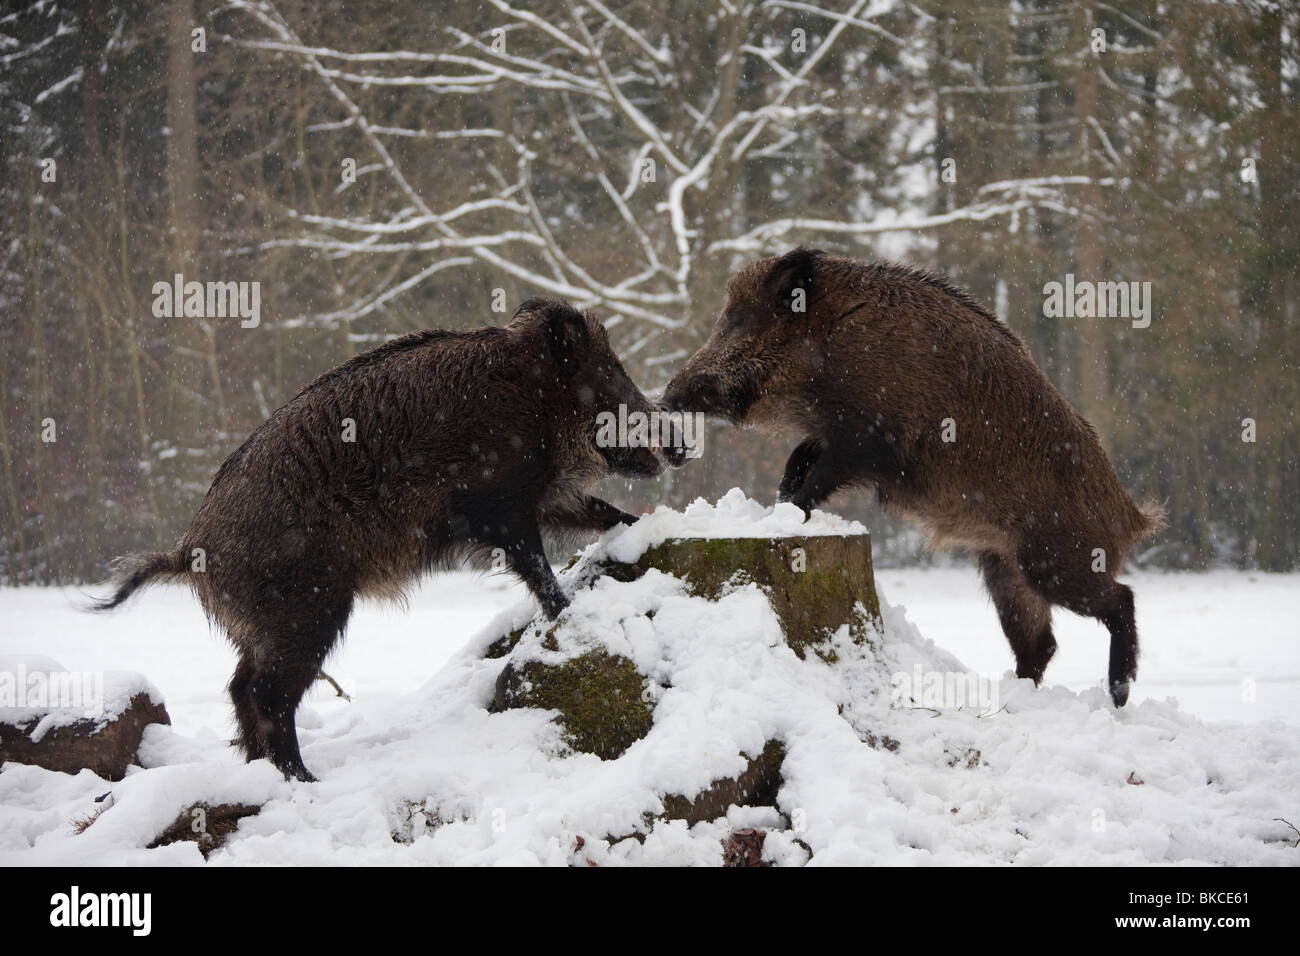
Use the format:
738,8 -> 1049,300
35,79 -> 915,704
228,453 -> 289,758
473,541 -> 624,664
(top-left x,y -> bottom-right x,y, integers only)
598,487 -> 867,563
1,496 -> 1297,866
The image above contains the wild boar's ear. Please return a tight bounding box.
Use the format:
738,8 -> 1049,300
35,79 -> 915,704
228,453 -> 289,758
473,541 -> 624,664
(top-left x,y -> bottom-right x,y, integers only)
764,247 -> 824,313
544,305 -> 591,369
512,296 -> 556,322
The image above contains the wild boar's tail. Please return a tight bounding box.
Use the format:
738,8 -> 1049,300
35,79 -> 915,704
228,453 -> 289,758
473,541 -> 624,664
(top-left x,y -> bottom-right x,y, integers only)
1133,499 -> 1167,540
89,549 -> 187,611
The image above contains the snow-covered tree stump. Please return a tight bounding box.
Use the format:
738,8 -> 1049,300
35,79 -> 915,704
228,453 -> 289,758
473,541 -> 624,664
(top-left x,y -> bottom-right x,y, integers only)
489,533 -> 880,822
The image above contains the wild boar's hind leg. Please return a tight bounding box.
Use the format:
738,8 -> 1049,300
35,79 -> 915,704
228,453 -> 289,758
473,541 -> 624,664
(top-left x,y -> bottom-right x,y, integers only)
978,551 -> 1057,684
1100,585 -> 1138,707
230,594 -> 352,782
228,657 -> 267,763
1016,541 -> 1139,707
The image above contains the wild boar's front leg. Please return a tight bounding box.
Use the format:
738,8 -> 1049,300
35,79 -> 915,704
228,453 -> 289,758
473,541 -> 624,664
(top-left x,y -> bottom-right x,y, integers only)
780,440 -> 853,517
506,518 -> 570,619
541,495 -> 637,532
463,500 -> 570,619
778,438 -> 825,503
780,418 -> 903,518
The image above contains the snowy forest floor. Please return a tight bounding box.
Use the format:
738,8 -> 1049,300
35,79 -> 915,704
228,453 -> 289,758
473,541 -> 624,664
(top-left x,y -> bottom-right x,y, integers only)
1,557 -> 1297,865
4,567 -> 1291,732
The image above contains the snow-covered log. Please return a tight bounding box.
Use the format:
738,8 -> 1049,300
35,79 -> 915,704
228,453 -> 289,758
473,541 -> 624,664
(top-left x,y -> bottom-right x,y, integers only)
0,658 -> 170,782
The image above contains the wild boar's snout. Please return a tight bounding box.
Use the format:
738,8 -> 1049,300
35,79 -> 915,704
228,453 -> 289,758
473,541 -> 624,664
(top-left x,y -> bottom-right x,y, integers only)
587,349 -> 669,479
660,355 -> 697,413
661,318 -> 769,426
662,360 -> 726,419
612,436 -> 667,479
653,401 -> 691,468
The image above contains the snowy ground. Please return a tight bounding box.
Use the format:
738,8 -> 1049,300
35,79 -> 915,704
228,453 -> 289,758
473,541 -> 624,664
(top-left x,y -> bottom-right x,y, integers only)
1,494 -> 1297,865
876,567 -> 1300,726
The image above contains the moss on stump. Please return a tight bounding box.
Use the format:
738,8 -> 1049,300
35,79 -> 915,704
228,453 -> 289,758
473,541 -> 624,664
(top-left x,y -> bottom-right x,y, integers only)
494,651 -> 653,760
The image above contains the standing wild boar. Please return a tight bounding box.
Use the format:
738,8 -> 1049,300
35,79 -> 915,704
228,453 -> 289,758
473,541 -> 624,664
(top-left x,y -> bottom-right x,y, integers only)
95,298 -> 669,781
662,249 -> 1162,707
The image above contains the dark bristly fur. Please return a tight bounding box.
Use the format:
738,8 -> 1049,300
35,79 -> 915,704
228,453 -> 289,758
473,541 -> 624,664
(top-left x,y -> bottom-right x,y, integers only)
663,248 -> 1163,707
93,299 -> 667,781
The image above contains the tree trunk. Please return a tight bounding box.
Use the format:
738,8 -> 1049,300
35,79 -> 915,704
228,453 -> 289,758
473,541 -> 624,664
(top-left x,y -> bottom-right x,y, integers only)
1251,5 -> 1294,570
1074,5 -> 1111,451
163,0 -> 211,442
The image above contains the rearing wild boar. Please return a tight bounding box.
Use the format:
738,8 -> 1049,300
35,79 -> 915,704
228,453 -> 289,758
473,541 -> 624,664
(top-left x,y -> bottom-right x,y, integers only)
95,298 -> 669,781
662,249 -> 1162,707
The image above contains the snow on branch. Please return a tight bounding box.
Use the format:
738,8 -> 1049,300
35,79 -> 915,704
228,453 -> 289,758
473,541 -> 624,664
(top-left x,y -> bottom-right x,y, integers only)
731,0 -> 875,163
708,200 -> 1041,253
224,0 -> 1052,345
761,0 -> 905,47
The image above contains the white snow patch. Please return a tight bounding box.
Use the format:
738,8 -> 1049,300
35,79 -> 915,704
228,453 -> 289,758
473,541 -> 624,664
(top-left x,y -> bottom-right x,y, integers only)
598,487 -> 866,564
0,493 -> 1296,866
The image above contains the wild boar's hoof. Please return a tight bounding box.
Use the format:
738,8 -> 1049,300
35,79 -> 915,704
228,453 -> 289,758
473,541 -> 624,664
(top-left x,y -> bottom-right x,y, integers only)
783,497 -> 813,521
775,484 -> 815,521
1014,642 -> 1054,685
1110,680 -> 1131,708
541,593 -> 571,621
274,760 -> 316,783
